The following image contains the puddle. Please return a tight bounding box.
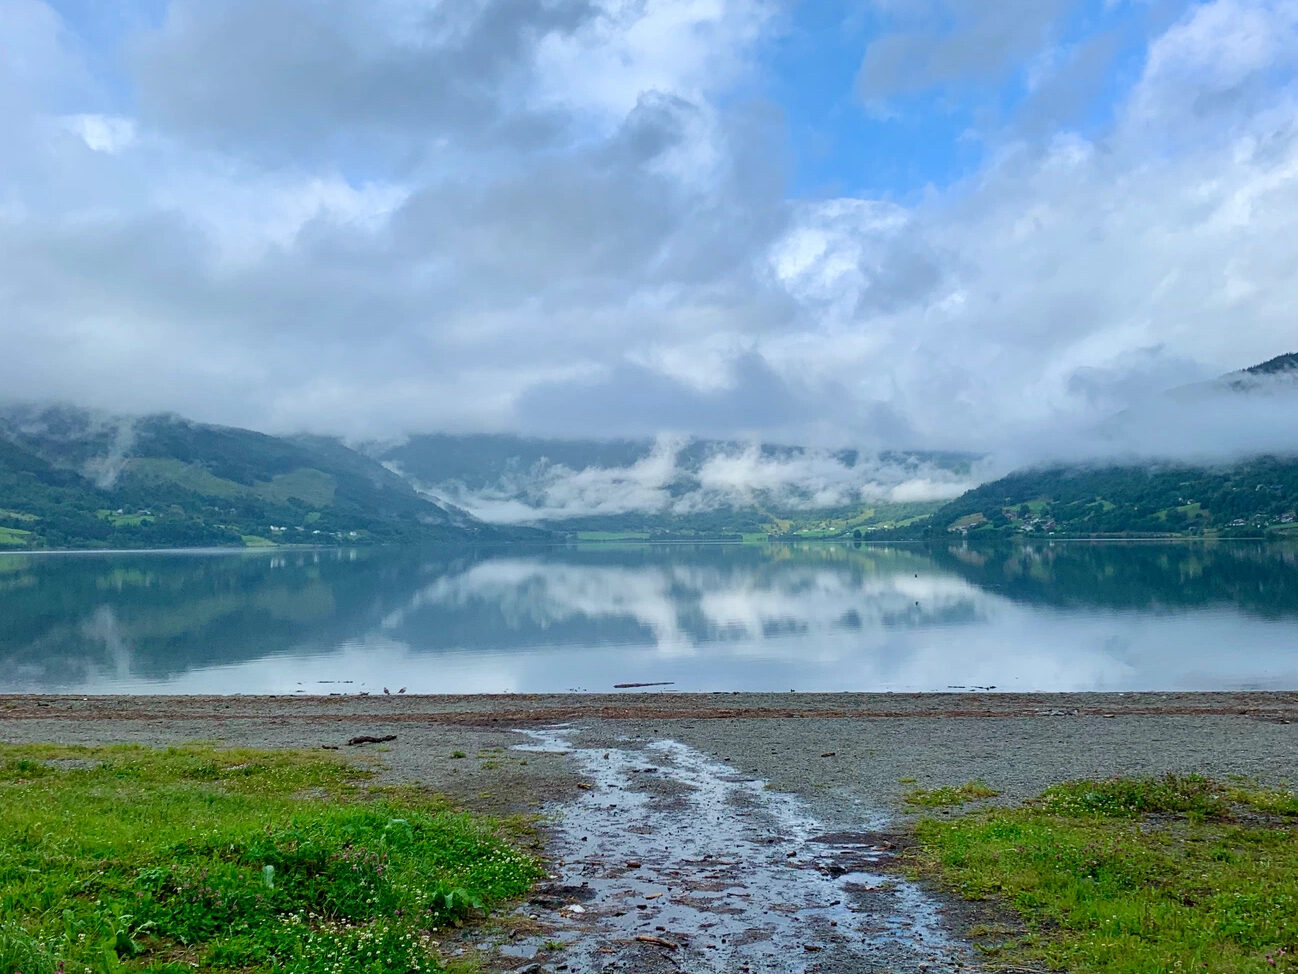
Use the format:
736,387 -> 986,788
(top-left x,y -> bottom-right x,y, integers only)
506,727 -> 976,973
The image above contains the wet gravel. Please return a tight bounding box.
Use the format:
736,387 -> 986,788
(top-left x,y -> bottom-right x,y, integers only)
505,726 -> 972,974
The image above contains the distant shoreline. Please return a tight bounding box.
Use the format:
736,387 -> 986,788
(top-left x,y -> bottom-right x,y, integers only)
0,533 -> 1287,557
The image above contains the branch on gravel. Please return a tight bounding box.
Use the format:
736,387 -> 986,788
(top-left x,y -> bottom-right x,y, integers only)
634,935 -> 679,950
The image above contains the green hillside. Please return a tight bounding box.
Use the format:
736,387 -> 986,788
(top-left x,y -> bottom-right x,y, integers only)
921,456 -> 1298,538
0,406 -> 516,549
883,351 -> 1298,540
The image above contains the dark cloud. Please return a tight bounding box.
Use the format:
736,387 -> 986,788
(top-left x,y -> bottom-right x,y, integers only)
128,0 -> 597,163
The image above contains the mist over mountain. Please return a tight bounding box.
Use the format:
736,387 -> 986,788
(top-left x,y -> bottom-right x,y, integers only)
370,433 -> 984,527
921,353 -> 1298,539
0,348 -> 1294,548
0,404 -> 506,548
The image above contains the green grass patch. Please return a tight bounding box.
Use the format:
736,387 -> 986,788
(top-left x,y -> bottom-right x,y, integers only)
911,773 -> 1298,973
904,780 -> 1000,808
574,531 -> 651,541
256,469 -> 336,508
0,526 -> 32,547
241,535 -> 277,547
125,458 -> 247,498
0,743 -> 541,974
97,510 -> 152,527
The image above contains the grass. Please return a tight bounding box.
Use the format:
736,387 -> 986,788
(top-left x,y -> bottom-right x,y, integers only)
910,774 -> 1298,973
257,469 -> 336,508
904,780 -> 1000,808
126,459 -> 247,499
0,743 -> 541,974
96,510 -> 152,527
0,526 -> 32,547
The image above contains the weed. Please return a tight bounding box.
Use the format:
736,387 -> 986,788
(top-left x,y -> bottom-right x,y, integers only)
0,921 -> 58,974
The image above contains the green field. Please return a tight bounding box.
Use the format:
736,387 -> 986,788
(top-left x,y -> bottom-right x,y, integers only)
97,509 -> 152,527
912,774 -> 1298,973
258,469 -> 337,507
0,526 -> 33,547
0,744 -> 540,974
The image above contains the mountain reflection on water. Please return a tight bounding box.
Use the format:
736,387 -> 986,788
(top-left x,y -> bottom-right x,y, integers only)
2,542 -> 1297,694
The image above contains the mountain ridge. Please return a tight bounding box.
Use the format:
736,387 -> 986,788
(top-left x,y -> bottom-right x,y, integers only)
908,351 -> 1298,540
0,404 -> 520,549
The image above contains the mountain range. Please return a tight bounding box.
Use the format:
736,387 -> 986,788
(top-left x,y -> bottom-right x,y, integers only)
1,353 -> 1295,549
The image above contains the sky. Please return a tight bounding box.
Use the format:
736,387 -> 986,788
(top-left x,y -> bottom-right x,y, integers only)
1,0 -> 1297,460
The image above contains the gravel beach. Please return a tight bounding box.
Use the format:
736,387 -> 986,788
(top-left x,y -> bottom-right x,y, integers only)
3,692 -> 1296,817
5,692 -> 1297,973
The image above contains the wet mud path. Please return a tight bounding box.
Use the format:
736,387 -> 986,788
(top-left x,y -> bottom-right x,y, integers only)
498,727 -> 976,974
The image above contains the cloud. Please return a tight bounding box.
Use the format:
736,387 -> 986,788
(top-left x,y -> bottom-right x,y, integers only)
413,435 -> 984,523
0,0 -> 1294,478
129,0 -> 591,161
856,0 -> 1075,102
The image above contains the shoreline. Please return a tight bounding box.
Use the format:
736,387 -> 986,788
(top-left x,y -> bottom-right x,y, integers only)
5,690 -> 1298,723
0,534 -> 1286,557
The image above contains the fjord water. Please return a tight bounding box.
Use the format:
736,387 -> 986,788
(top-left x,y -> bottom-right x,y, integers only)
2,542 -> 1296,695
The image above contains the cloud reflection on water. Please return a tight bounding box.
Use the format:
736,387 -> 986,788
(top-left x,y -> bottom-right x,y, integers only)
2,543 -> 1296,693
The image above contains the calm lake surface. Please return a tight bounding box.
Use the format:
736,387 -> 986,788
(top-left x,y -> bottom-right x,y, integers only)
2,542 -> 1297,695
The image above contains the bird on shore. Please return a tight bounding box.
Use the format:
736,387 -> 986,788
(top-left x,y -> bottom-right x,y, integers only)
398,687 -> 406,694
383,687 -> 390,694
